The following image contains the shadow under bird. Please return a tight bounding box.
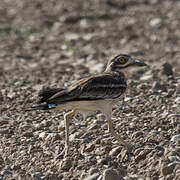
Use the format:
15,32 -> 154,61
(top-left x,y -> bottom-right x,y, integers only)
27,54 -> 147,156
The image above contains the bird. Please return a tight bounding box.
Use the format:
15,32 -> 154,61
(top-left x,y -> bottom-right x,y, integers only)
27,54 -> 147,156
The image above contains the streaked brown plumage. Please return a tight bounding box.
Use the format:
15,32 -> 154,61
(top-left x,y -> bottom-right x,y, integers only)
28,54 -> 147,156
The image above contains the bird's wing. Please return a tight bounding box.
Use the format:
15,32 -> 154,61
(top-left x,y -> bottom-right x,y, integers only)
47,73 -> 126,104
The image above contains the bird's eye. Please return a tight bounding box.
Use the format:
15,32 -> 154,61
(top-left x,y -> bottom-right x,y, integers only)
118,57 -> 126,64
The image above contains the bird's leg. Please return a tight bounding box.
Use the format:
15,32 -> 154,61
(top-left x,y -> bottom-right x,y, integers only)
106,114 -> 133,152
64,110 -> 76,156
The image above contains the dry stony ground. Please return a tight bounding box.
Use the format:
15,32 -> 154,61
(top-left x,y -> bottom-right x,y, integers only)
0,0 -> 180,179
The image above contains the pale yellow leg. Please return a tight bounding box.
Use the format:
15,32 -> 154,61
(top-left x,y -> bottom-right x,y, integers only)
106,114 -> 133,152
64,110 -> 76,156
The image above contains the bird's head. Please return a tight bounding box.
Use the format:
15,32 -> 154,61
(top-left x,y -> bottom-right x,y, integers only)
105,54 -> 147,72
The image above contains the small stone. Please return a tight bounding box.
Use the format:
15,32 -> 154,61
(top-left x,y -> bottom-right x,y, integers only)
1,170 -> 12,175
103,168 -> 122,180
135,149 -> 152,163
60,158 -> 72,171
155,146 -> 165,157
98,157 -> 112,165
33,172 -> 41,180
38,132 -> 47,139
89,168 -> 99,175
175,97 -> 180,104
80,172 -> 88,180
0,128 -> 9,135
84,144 -> 95,153
150,18 -> 162,28
84,173 -> 100,180
161,164 -> 174,176
0,116 -> 10,126
140,74 -> 152,81
88,124 -> 101,131
171,134 -> 180,143
132,131 -> 144,138
109,146 -> 122,156
7,91 -> 16,99
153,82 -> 167,92
168,156 -> 180,162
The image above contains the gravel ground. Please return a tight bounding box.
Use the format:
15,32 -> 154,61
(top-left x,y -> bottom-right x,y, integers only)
0,0 -> 180,179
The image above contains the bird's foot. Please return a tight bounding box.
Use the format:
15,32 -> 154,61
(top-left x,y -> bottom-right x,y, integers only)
119,143 -> 135,163
60,146 -> 70,158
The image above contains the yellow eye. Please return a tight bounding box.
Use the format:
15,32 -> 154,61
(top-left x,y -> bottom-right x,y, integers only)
118,57 -> 126,63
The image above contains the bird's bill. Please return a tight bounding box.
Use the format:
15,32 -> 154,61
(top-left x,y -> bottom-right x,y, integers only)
132,58 -> 147,66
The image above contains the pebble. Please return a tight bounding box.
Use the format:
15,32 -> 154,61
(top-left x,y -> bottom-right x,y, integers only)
102,168 -> 122,180
135,149 -> 152,163
0,128 -> 9,135
98,157 -> 112,165
87,124 -> 101,131
83,144 -> 95,153
168,156 -> 180,162
33,172 -> 41,180
153,82 -> 167,92
132,131 -> 144,138
171,134 -> 180,143
89,168 -> 99,175
1,170 -> 12,175
161,164 -> 174,176
150,18 -> 162,28
38,132 -> 47,139
60,158 -> 72,171
84,173 -> 100,180
175,97 -> 180,104
0,116 -> 11,126
109,146 -> 122,156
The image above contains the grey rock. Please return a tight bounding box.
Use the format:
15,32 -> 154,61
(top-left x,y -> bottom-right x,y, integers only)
171,134 -> 180,143
175,97 -> 180,104
33,172 -> 41,180
88,124 -> 101,131
103,168 -> 122,180
89,168 -> 99,175
38,132 -> 47,139
153,82 -> 167,92
80,172 -> 88,180
98,157 -> 112,165
135,149 -> 152,163
0,128 -> 9,135
60,157 -> 72,171
168,156 -> 180,162
85,173 -> 100,180
1,170 -> 12,175
132,131 -> 144,138
83,144 -> 95,153
109,146 -> 122,156
150,18 -> 162,28
0,116 -> 11,126
161,164 -> 174,176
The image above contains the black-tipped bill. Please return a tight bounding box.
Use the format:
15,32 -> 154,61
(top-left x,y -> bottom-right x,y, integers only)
133,59 -> 147,66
